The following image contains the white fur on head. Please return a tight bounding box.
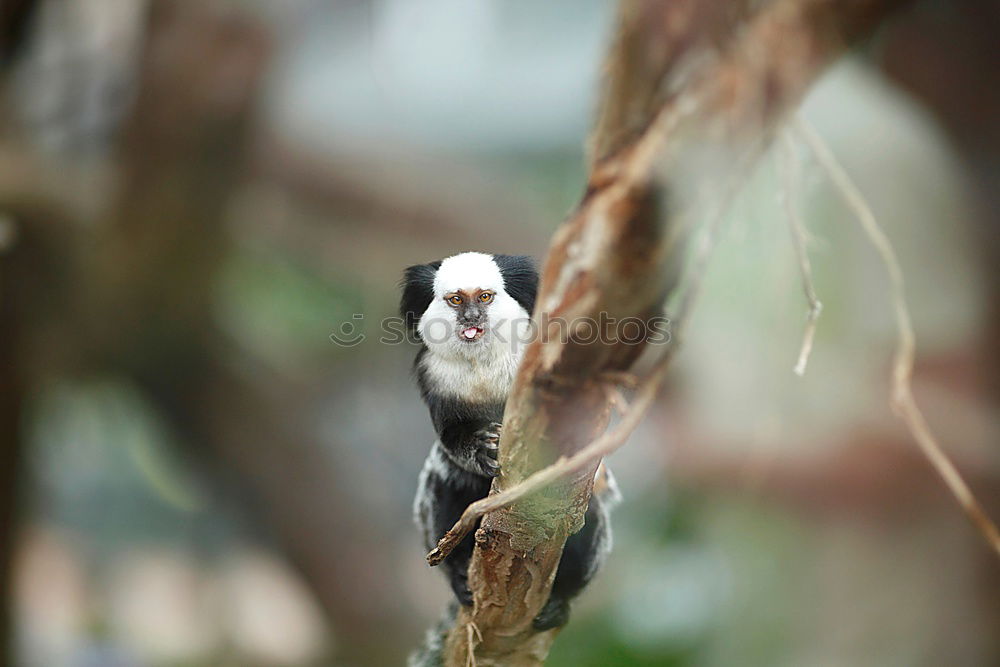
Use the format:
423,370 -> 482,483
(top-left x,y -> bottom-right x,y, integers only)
432,252 -> 504,296
417,252 -> 532,401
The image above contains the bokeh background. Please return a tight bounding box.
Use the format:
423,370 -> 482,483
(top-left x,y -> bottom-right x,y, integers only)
1,0 -> 998,665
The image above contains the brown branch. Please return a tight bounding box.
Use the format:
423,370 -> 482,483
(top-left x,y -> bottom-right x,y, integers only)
439,0 -> 912,664
587,0 -> 757,167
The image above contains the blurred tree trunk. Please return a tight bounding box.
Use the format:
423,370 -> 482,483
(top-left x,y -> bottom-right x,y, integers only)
0,1 -> 420,663
0,229 -> 27,665
0,5 -> 39,658
87,2 -> 417,662
0,0 -> 39,61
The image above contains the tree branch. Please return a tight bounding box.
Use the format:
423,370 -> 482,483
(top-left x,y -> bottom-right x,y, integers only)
439,0 -> 912,664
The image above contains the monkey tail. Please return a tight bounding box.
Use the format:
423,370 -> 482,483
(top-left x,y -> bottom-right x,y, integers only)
594,461 -> 622,508
407,601 -> 459,667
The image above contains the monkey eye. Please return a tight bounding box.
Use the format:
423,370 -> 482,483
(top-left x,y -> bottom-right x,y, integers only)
478,292 -> 494,303
447,294 -> 463,306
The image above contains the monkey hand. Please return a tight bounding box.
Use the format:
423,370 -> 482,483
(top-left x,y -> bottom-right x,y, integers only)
471,422 -> 501,477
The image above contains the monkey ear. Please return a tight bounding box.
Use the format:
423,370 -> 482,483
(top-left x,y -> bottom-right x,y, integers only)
493,255 -> 539,315
399,261 -> 441,332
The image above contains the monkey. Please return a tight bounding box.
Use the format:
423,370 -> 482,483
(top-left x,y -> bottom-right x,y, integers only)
401,251 -> 619,633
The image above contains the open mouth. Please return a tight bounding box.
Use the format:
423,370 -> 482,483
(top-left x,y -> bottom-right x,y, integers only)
459,326 -> 484,342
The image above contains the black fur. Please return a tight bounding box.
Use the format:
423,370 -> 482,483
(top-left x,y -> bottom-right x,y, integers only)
400,261 -> 442,333
404,253 -> 614,633
407,601 -> 457,666
415,349 -> 503,477
492,254 -> 539,315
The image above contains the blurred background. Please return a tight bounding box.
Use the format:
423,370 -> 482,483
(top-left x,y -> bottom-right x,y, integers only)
1,0 -> 998,665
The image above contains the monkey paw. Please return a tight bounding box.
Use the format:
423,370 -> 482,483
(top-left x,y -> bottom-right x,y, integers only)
532,597 -> 570,631
453,577 -> 474,607
472,422 -> 501,478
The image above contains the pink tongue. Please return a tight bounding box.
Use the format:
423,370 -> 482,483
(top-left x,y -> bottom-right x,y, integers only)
463,327 -> 479,339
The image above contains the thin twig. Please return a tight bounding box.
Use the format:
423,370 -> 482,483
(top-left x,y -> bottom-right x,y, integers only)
795,116 -> 1000,558
464,623 -> 480,667
779,132 -> 823,376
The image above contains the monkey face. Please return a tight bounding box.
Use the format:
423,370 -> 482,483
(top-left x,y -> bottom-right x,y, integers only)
442,288 -> 496,343
416,253 -> 530,359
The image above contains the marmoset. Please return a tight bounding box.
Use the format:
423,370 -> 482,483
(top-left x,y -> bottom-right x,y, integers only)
400,251 -> 619,632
